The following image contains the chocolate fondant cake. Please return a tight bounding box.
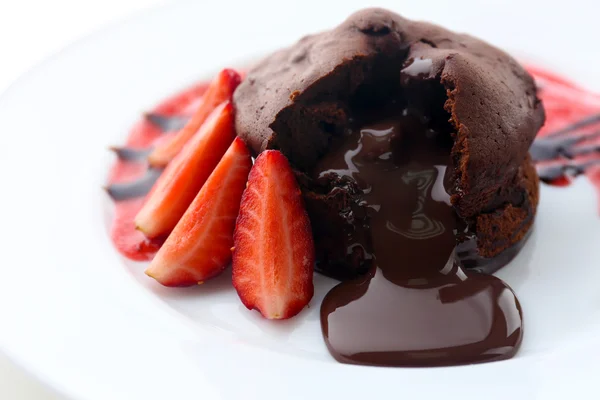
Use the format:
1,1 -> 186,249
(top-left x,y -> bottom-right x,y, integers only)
234,8 -> 544,278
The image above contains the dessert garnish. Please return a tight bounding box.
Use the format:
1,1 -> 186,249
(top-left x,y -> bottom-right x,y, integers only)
528,67 -> 600,194
135,101 -> 237,238
148,69 -> 241,167
144,113 -> 189,133
232,151 -> 315,319
146,137 -> 252,286
104,8 -> 600,368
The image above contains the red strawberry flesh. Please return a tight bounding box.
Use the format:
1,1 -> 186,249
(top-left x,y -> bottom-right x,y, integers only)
146,137 -> 252,286
232,150 -> 315,319
148,69 -> 241,167
135,101 -> 235,238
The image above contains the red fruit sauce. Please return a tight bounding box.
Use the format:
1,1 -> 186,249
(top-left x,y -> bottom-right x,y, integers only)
106,66 -> 600,261
107,82 -> 208,260
530,65 -> 600,200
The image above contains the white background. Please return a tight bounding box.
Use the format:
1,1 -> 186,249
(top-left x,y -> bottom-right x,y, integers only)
0,1 -> 164,398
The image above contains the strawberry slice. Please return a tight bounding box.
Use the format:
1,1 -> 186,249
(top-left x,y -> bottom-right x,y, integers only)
146,137 -> 252,286
135,101 -> 235,238
232,150 -> 315,319
148,69 -> 241,167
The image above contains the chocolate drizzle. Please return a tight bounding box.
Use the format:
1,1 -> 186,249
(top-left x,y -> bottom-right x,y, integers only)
317,110 -> 523,367
542,113 -> 600,139
110,146 -> 152,162
530,131 -> 600,161
530,113 -> 600,184
105,113 -> 190,201
105,168 -> 162,201
457,227 -> 533,274
537,159 -> 600,184
145,113 -> 190,132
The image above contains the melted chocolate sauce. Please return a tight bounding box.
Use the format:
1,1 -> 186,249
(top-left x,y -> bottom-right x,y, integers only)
457,227 -> 532,274
530,131 -> 600,161
110,146 -> 152,162
317,111 -> 523,367
530,93 -> 600,184
106,113 -> 189,201
105,168 -> 162,201
536,159 -> 600,184
145,113 -> 190,132
542,113 -> 600,139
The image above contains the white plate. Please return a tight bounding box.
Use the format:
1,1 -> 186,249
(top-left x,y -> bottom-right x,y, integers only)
1,1 -> 599,399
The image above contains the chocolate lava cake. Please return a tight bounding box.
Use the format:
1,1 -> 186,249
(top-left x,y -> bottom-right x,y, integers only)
233,8 -> 544,279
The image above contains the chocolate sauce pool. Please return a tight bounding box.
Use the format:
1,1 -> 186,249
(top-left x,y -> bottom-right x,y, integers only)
315,111 -> 523,367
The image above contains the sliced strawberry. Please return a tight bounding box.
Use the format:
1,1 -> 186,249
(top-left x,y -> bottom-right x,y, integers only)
148,69 -> 242,167
146,137 -> 252,286
135,101 -> 235,238
232,150 -> 315,320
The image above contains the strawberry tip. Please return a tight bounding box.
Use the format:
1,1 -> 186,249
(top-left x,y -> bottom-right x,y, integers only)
145,269 -> 157,279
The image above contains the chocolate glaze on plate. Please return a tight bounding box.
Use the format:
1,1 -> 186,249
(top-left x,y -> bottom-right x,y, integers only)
530,112 -> 600,184
105,168 -> 162,201
315,107 -> 523,367
144,112 -> 190,132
